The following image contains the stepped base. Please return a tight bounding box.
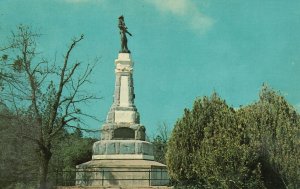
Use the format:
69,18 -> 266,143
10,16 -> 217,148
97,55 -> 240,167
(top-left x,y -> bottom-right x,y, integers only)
76,159 -> 169,187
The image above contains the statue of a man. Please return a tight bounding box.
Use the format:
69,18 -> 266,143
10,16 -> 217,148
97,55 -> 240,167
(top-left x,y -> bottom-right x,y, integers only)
118,15 -> 132,53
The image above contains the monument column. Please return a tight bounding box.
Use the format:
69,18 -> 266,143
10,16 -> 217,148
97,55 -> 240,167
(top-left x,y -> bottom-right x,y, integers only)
76,16 -> 169,187
106,53 -> 139,124
114,53 -> 135,107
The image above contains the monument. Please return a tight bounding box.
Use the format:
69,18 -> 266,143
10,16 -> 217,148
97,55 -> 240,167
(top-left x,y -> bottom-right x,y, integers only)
76,16 -> 169,187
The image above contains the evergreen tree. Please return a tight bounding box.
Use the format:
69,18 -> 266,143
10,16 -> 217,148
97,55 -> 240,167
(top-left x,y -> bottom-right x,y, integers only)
167,87 -> 300,188
166,93 -> 265,188
238,85 -> 300,188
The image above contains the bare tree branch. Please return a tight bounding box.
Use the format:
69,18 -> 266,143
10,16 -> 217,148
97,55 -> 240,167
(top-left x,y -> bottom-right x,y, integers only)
65,124 -> 100,133
0,45 -> 14,52
48,34 -> 84,136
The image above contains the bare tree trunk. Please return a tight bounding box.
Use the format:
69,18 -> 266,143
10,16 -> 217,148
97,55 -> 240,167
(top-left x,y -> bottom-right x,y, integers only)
39,146 -> 52,189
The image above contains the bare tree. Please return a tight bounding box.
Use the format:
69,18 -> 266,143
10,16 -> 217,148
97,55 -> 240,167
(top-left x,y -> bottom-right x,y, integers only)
152,122 -> 170,164
0,25 -> 99,188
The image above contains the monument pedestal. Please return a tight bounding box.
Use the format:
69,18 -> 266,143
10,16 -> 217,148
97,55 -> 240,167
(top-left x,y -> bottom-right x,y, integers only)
76,159 -> 168,187
76,138 -> 169,186
76,53 -> 169,187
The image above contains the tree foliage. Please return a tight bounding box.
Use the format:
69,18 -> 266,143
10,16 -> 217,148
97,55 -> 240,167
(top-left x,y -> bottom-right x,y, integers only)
0,106 -> 96,188
48,128 -> 96,186
50,128 -> 96,172
0,104 -> 39,188
237,85 -> 300,188
166,87 -> 299,189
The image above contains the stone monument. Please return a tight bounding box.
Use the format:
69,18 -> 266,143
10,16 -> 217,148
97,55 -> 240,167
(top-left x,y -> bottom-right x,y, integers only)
76,16 -> 169,187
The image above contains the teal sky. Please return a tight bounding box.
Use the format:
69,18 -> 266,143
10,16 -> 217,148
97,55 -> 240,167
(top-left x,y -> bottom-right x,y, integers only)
1,0 -> 300,137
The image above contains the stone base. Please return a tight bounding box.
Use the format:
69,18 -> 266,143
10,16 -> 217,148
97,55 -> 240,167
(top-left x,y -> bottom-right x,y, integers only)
76,159 -> 169,187
93,140 -> 154,160
92,154 -> 154,160
56,186 -> 172,189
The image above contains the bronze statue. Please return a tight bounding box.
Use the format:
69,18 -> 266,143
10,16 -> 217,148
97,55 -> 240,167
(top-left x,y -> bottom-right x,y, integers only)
118,15 -> 132,53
